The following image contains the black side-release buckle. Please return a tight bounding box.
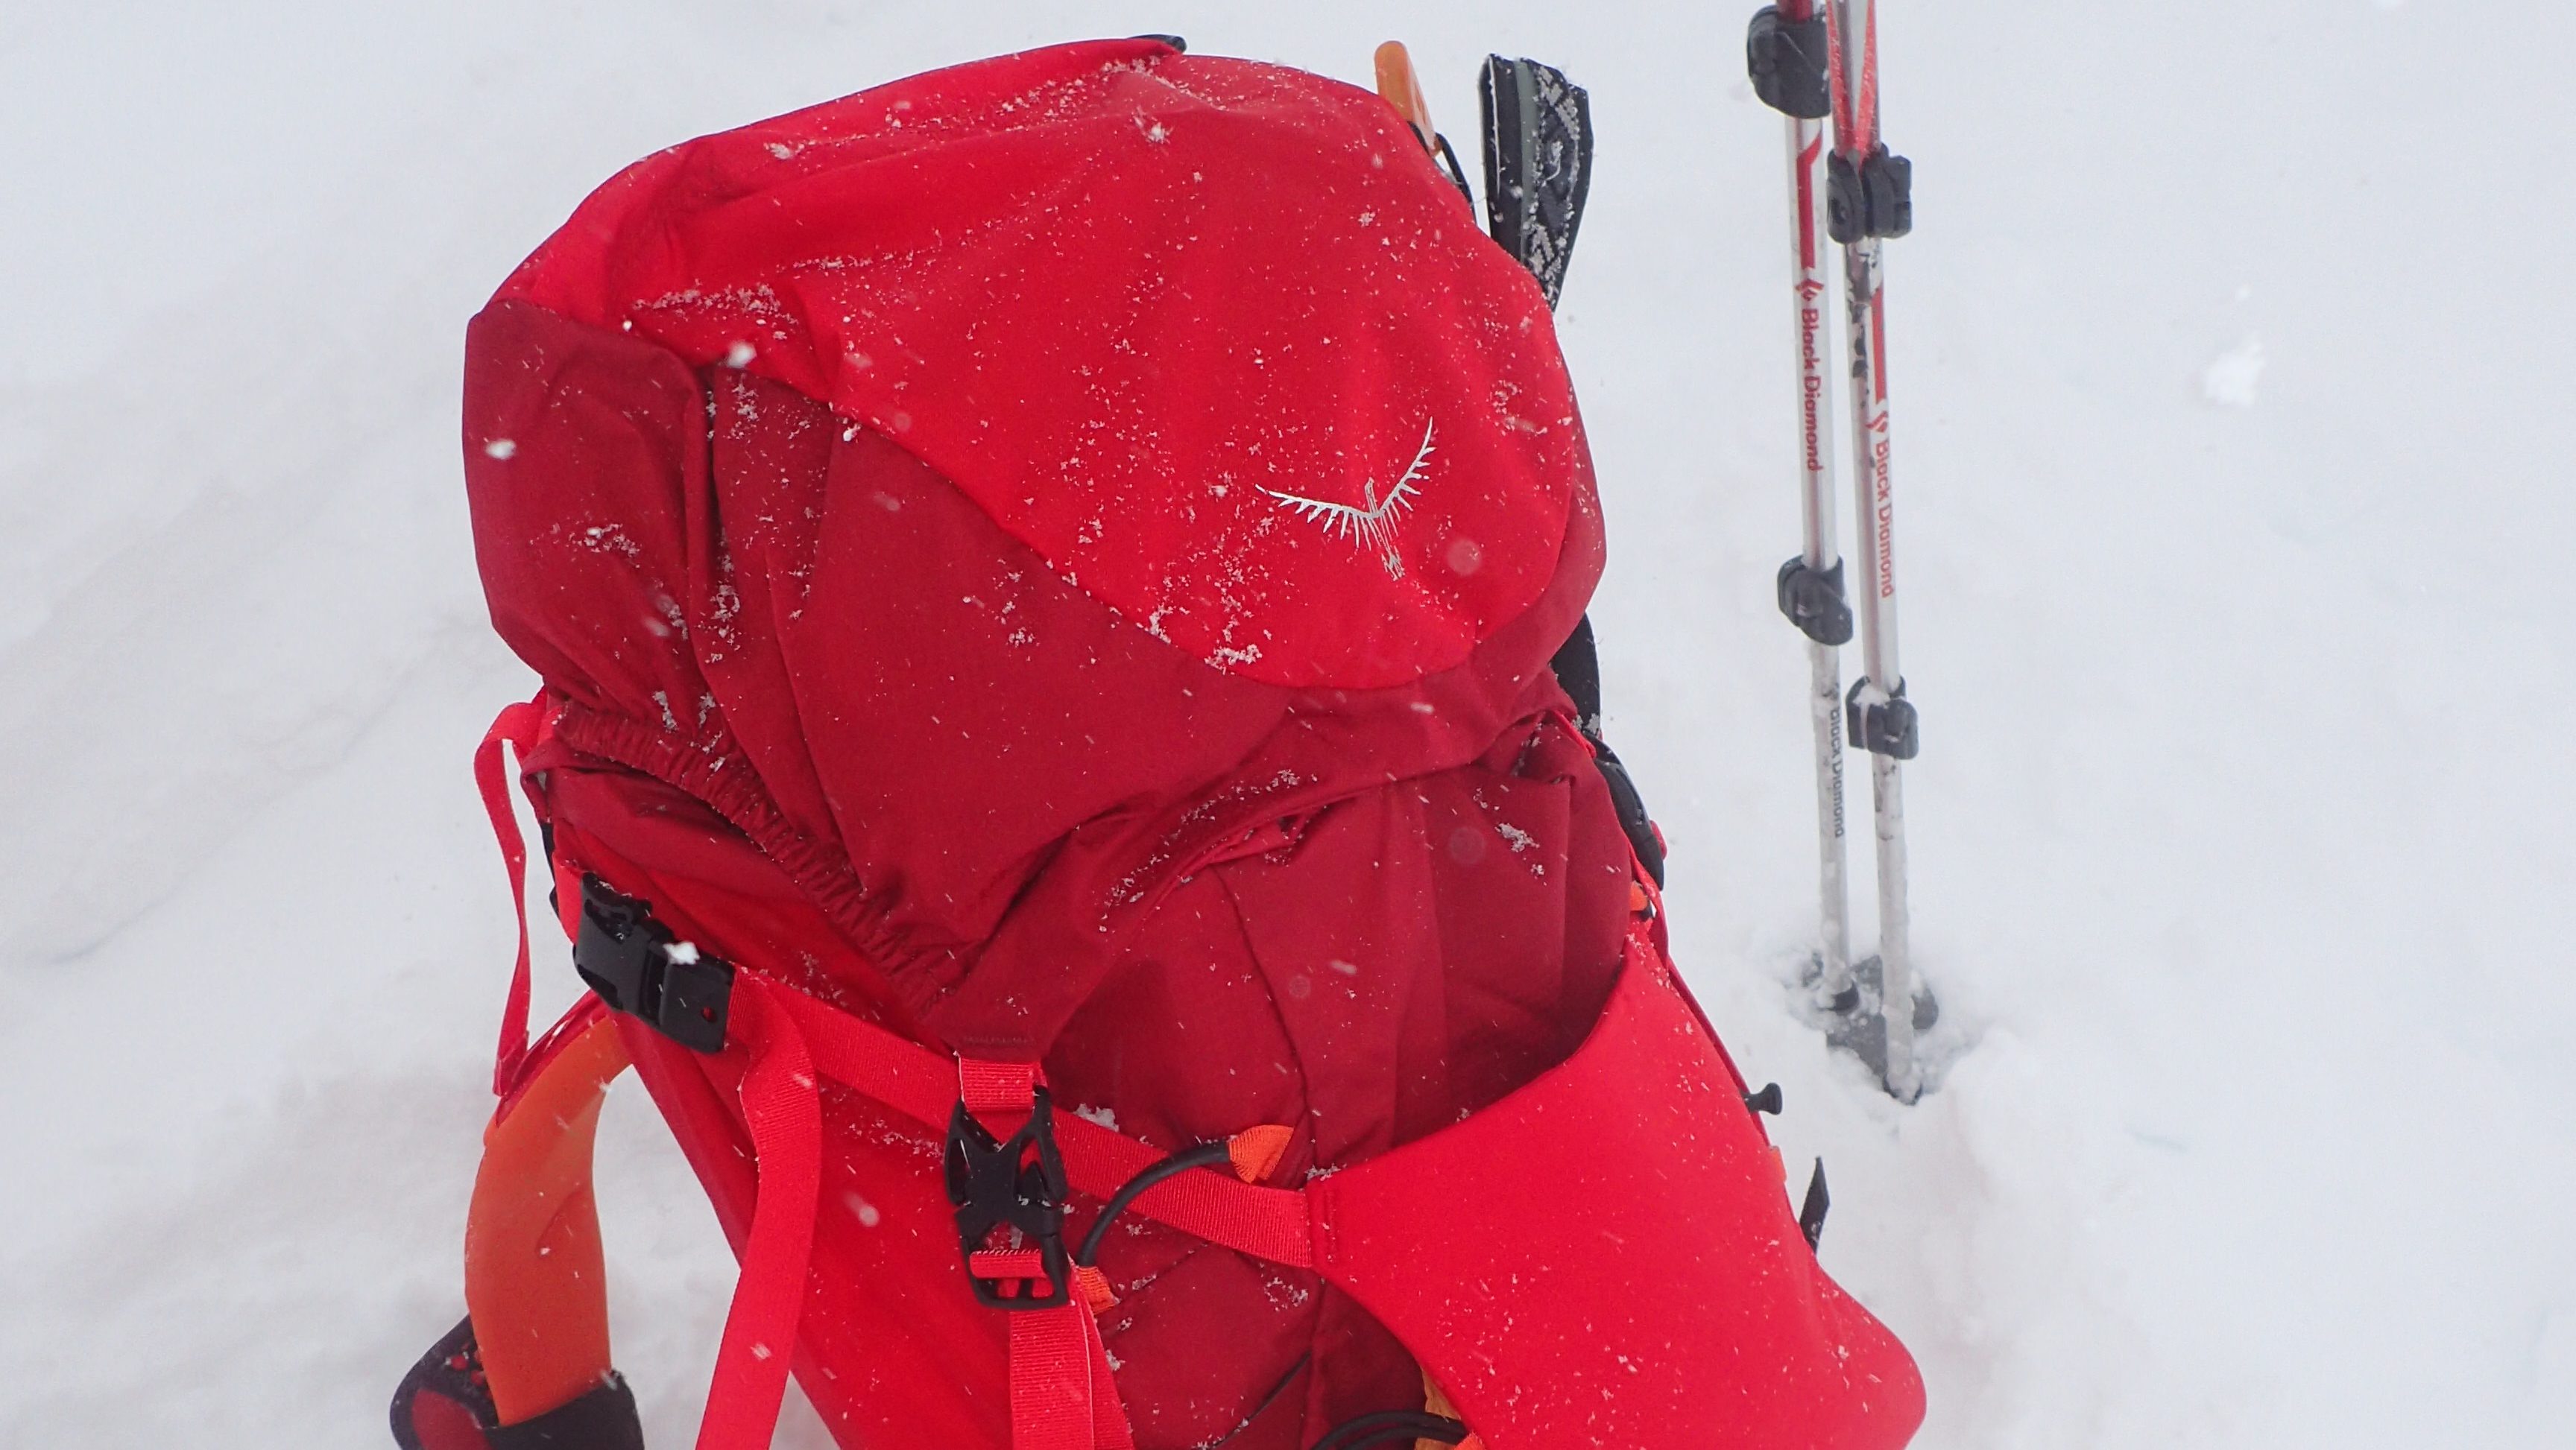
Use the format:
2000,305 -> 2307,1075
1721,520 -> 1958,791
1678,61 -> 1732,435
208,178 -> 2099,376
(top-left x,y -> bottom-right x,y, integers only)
573,876 -> 733,1054
1776,556 -> 1857,647
1846,678 -> 1920,760
944,1089 -> 1073,1310
1828,145 -> 1913,242
1746,6 -> 1832,120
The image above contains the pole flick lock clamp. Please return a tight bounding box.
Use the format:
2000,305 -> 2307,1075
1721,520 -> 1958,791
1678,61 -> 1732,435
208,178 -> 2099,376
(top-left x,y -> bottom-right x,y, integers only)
1746,7 -> 1832,120
1776,556 -> 1857,647
1847,678 -> 1920,760
1827,145 -> 1913,243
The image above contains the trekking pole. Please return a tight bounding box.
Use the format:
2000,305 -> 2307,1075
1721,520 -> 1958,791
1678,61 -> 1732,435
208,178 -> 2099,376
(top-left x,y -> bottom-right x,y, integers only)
1746,2 -> 1855,1012
1825,0 -> 1925,1098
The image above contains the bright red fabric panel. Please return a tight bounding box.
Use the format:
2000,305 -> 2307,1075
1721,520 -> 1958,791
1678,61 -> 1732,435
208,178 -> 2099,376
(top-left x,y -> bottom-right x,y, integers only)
1312,931 -> 1927,1450
487,39 -> 1586,689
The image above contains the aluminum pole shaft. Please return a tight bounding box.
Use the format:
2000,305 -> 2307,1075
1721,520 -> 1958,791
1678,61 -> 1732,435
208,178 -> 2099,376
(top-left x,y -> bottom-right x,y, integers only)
1778,0 -> 1854,1001
1831,0 -> 1916,1095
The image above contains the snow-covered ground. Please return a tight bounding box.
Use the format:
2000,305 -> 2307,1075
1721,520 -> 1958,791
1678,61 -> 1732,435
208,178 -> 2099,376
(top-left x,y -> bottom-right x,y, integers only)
5,2 -> 2570,1445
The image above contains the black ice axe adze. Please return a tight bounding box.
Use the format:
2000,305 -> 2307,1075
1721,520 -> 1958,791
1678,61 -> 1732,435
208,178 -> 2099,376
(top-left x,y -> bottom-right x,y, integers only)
1479,54 -> 1594,311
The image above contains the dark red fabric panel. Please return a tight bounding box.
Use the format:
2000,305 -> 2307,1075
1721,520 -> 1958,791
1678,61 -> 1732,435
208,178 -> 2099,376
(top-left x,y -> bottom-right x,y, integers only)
463,301 -> 713,740
710,372 -> 1289,961
929,498 -> 1600,1055
467,297 -> 1603,1047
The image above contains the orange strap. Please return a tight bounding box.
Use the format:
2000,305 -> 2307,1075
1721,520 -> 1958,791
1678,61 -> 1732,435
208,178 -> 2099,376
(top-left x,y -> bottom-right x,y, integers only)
464,1001 -> 625,1423
465,983 -> 821,1449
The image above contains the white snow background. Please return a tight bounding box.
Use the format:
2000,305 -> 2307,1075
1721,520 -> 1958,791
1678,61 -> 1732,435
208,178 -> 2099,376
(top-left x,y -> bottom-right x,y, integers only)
4,1 -> 2570,1445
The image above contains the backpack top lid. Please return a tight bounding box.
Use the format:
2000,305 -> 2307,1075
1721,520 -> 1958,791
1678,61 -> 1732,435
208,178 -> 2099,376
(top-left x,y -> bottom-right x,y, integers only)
465,39 -> 1606,1007
491,37 -> 1589,689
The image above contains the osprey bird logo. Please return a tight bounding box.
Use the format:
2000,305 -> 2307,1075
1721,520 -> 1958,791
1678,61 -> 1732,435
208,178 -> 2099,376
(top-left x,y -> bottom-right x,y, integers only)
1261,418 -> 1436,580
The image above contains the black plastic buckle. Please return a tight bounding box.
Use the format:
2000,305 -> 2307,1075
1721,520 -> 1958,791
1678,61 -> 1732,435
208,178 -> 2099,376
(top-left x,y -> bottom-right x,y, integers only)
572,876 -> 733,1054
943,1089 -> 1073,1310
1846,678 -> 1920,760
1827,145 -> 1913,243
1776,556 -> 1856,647
1746,6 -> 1832,120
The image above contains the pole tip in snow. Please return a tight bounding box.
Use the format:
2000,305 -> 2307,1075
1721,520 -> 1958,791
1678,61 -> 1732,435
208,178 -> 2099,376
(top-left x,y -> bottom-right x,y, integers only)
1805,954 -> 1938,1101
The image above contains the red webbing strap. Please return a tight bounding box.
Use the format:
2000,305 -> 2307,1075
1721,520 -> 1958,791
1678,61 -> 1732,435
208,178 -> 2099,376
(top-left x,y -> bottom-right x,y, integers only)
768,984 -> 957,1125
960,1058 -> 1044,1116
765,982 -> 1316,1268
969,1251 -> 1135,1450
693,978 -> 822,1450
475,694 -> 548,1098
1015,1308 -> 1128,1450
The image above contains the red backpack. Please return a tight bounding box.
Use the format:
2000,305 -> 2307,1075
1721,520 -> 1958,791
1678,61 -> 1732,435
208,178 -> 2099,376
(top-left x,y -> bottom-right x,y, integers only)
392,37 -> 1923,1450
